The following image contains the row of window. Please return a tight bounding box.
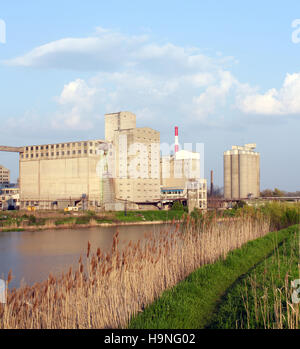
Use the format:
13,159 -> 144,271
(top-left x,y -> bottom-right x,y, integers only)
21,149 -> 97,159
25,142 -> 96,151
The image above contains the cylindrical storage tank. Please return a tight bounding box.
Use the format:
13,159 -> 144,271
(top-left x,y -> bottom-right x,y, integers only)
245,151 -> 252,197
231,149 -> 239,199
250,152 -> 257,198
224,151 -> 232,199
239,150 -> 248,199
256,153 -> 260,197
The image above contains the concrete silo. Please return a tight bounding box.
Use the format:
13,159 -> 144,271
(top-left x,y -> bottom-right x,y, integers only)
231,149 -> 240,199
224,151 -> 232,199
223,144 -> 260,200
250,152 -> 257,197
256,153 -> 260,197
239,150 -> 248,199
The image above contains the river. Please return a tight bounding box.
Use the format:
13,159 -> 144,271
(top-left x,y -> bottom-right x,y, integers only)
0,223 -> 172,289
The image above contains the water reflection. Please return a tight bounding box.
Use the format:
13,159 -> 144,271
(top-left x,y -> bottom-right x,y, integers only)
0,223 -> 172,289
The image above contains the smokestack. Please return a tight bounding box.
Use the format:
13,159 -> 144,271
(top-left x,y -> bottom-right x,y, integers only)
175,126 -> 179,153
210,170 -> 214,196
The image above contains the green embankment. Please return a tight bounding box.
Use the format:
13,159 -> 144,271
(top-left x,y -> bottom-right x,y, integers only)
209,226 -> 299,329
0,209 -> 186,231
128,225 -> 299,329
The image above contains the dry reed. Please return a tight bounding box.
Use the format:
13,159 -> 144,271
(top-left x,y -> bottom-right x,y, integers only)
0,213 -> 270,329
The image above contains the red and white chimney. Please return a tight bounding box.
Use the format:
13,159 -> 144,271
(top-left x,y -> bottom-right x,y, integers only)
175,126 -> 179,153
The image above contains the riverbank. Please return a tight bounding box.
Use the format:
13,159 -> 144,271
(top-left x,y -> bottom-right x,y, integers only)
0,209 -> 186,232
0,219 -> 180,232
128,224 -> 299,329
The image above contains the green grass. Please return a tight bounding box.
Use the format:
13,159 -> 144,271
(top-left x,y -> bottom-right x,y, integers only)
208,227 -> 299,329
115,210 -> 185,223
54,217 -> 77,226
0,228 -> 25,232
128,225 -> 299,329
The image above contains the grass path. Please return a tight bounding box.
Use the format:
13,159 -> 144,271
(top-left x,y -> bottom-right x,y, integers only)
209,226 -> 299,329
128,225 -> 299,329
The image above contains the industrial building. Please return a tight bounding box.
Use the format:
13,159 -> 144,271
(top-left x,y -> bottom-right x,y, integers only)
0,187 -> 19,210
0,112 -> 207,211
224,144 -> 260,200
0,165 -> 10,185
105,112 -> 161,206
160,127 -> 207,210
19,140 -> 105,209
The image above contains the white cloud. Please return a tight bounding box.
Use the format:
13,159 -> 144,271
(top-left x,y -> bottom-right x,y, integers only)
237,73 -> 300,115
5,26 -> 299,132
52,79 -> 97,130
3,28 -> 148,71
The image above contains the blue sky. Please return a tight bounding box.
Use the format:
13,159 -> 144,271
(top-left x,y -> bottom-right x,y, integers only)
0,0 -> 300,190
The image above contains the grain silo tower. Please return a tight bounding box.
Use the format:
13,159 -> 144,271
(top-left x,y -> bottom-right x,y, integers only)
223,151 -> 232,199
223,144 -> 260,200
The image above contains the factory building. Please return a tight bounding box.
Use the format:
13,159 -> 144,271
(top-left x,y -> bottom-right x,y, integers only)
0,165 -> 10,185
0,187 -> 19,210
224,144 -> 260,200
17,111 -> 161,210
0,112 -> 207,211
19,140 -> 106,209
160,127 -> 207,210
105,112 -> 161,205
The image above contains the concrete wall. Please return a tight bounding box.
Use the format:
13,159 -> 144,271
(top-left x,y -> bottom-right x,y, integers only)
112,127 -> 161,202
105,111 -> 136,142
19,140 -> 103,208
223,151 -> 232,199
161,157 -> 200,188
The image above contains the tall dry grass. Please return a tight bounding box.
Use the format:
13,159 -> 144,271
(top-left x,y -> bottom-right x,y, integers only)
241,229 -> 300,329
0,213 -> 270,329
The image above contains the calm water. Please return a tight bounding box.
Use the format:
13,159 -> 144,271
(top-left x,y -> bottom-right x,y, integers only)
0,223 -> 172,289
